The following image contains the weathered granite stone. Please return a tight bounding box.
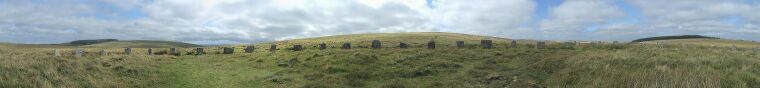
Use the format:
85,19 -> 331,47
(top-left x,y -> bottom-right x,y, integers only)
170,48 -> 179,55
124,48 -> 132,55
537,42 -> 546,49
270,44 -> 277,51
372,40 -> 381,49
223,47 -> 234,54
456,41 -> 465,48
511,40 -> 518,48
244,46 -> 255,53
399,43 -> 409,49
54,49 -> 61,57
342,43 -> 351,49
292,45 -> 304,51
427,41 -> 435,49
147,48 -> 153,55
196,48 -> 205,55
100,49 -> 107,56
481,40 -> 492,49
318,43 -> 327,50
75,48 -> 84,58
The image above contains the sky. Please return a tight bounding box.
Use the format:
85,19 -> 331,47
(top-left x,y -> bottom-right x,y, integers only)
1,0 -> 759,44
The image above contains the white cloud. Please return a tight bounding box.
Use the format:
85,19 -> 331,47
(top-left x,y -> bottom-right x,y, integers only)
540,0 -> 625,36
431,0 -> 536,37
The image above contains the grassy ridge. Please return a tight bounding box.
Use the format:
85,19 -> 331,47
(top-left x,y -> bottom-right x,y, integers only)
1,32 -> 760,87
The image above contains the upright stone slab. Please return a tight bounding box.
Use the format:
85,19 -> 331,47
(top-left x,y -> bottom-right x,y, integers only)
456,41 -> 465,48
195,48 -> 205,55
318,43 -> 327,50
100,49 -> 107,56
481,40 -> 492,49
342,43 -> 351,49
399,43 -> 409,49
427,41 -> 436,49
223,47 -> 234,54
511,40 -> 518,48
53,49 -> 61,57
169,48 -> 179,55
244,46 -> 255,53
147,48 -> 153,55
124,48 -> 132,55
270,44 -> 277,52
371,40 -> 382,49
292,45 -> 304,51
537,42 -> 546,49
732,44 -> 738,51
74,48 -> 84,58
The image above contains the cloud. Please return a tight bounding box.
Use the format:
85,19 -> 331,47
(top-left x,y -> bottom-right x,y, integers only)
539,0 -> 625,39
431,0 -> 536,37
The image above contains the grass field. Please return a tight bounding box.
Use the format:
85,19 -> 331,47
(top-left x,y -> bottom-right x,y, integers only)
1,32 -> 760,88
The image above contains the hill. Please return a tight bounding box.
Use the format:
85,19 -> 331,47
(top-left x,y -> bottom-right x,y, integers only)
631,35 -> 719,42
81,40 -> 203,48
2,32 -> 760,88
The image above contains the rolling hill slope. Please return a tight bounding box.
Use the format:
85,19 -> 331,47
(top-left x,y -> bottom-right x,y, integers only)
81,40 -> 203,48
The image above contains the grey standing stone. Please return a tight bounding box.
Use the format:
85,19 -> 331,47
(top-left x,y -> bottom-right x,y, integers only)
753,48 -> 758,53
537,42 -> 546,49
244,46 -> 255,53
100,49 -> 107,56
456,41 -> 465,48
399,43 -> 409,49
270,44 -> 277,51
427,41 -> 436,49
74,48 -> 84,58
124,48 -> 132,55
292,45 -> 304,51
223,47 -> 234,54
170,48 -> 179,55
147,48 -> 153,55
342,43 -> 351,49
196,48 -> 205,55
511,40 -> 518,48
481,40 -> 492,49
732,44 -> 738,51
54,49 -> 61,57
372,40 -> 382,49
318,43 -> 327,50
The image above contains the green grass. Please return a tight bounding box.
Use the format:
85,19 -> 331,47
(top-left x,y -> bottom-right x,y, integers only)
2,32 -> 760,88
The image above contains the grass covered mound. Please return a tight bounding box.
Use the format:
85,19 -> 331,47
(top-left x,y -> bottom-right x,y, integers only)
632,35 -> 719,42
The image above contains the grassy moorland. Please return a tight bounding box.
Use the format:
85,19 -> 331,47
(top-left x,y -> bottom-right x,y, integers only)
1,32 -> 760,88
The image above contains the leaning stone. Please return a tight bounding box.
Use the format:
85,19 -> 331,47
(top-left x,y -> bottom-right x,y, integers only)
342,43 -> 351,49
481,40 -> 492,49
292,45 -> 304,51
223,47 -> 234,54
427,41 -> 436,49
399,43 -> 409,49
456,41 -> 465,48
371,40 -> 382,49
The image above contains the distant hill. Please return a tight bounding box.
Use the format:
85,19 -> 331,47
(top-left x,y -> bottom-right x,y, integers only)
0,40 -> 202,48
632,35 -> 719,42
245,32 -> 532,48
81,40 -> 203,48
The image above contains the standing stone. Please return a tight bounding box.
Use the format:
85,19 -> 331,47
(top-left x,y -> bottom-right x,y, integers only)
74,48 -> 84,58
656,42 -> 664,48
342,43 -> 351,49
244,46 -> 255,53
292,45 -> 304,51
753,48 -> 758,53
100,49 -> 107,56
511,40 -> 518,48
481,40 -> 492,49
371,40 -> 382,49
427,41 -> 436,49
456,41 -> 465,48
124,48 -> 132,55
640,43 -> 646,48
196,48 -> 205,55
170,48 -> 179,55
399,43 -> 409,49
53,49 -> 61,57
222,47 -> 234,54
537,42 -> 546,49
318,43 -> 327,50
270,44 -> 277,52
732,44 -> 738,51
147,48 -> 153,55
